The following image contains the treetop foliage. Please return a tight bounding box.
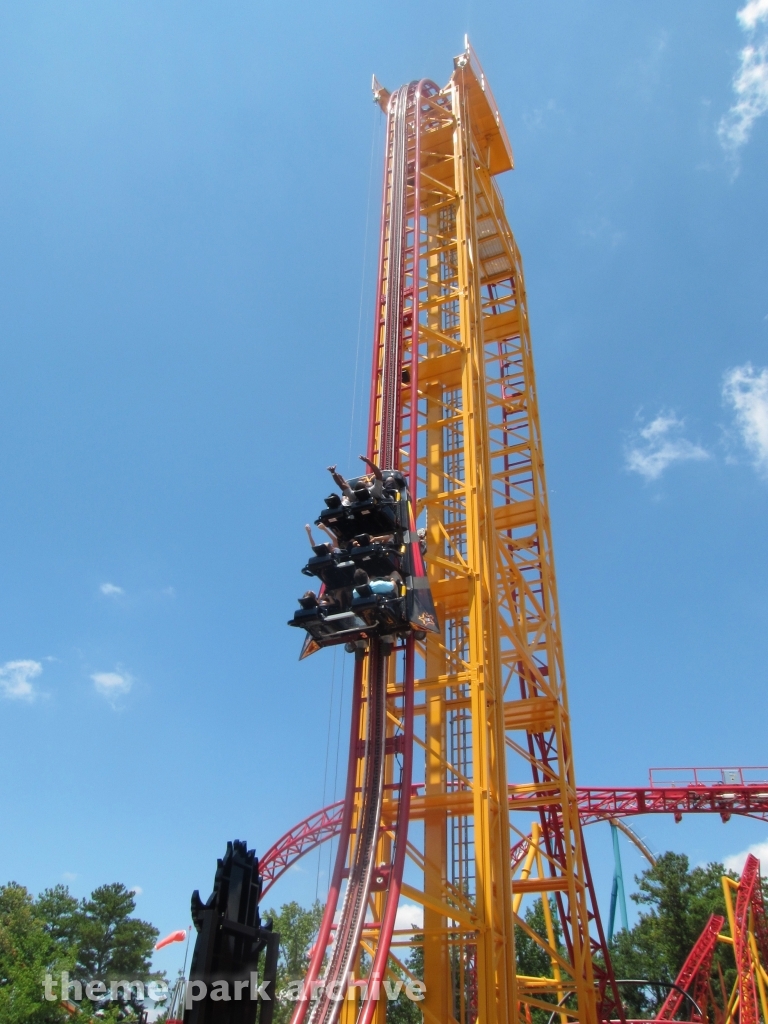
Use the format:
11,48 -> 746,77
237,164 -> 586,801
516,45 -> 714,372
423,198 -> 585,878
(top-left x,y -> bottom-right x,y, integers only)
608,852 -> 741,1018
3,850 -> 762,1024
264,900 -> 324,1024
0,882 -> 74,1024
0,879 -> 159,1023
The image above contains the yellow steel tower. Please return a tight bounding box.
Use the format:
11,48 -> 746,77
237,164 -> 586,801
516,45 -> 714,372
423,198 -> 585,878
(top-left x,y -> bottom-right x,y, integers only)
295,43 -> 610,1024
371,43 -> 604,1024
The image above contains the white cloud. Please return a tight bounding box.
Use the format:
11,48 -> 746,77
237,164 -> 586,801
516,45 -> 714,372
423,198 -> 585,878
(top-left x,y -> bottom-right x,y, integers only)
723,363 -> 768,475
394,902 -> 423,932
356,905 -> 423,937
724,837 -> 768,874
62,872 -> 77,883
719,0 -> 768,154
91,670 -> 133,704
0,659 -> 43,701
131,886 -> 143,896
739,0 -> 768,31
100,582 -> 124,596
625,412 -> 710,481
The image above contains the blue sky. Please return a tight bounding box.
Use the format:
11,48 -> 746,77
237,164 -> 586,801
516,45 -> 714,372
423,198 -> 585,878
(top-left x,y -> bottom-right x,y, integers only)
1,0 -> 767,979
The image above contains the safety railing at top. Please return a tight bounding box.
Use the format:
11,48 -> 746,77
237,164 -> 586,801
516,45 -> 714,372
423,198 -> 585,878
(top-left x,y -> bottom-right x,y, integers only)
649,767 -> 768,788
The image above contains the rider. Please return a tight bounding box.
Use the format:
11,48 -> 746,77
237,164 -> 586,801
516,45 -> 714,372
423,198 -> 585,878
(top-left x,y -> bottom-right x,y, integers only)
352,568 -> 397,599
327,457 -> 386,503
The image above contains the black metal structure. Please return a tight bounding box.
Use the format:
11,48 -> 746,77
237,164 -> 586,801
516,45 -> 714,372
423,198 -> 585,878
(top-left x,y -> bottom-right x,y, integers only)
184,840 -> 279,1024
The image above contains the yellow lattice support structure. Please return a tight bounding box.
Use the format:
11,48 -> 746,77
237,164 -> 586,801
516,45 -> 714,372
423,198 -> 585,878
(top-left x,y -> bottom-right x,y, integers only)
295,42 -> 611,1024
369,42 -> 605,1024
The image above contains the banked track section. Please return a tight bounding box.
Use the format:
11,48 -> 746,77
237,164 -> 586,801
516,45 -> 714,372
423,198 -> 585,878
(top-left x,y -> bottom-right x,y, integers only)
262,780 -> 768,897
290,83 -> 421,1024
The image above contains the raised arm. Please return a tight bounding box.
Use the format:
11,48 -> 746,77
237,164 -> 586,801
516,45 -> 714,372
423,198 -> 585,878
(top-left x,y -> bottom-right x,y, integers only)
359,454 -> 383,480
327,464 -> 351,493
318,522 -> 338,547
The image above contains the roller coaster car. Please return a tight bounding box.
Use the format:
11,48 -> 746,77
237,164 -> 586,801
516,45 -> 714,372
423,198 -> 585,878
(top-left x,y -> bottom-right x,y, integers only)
303,538 -> 401,588
288,472 -> 439,658
317,479 -> 398,542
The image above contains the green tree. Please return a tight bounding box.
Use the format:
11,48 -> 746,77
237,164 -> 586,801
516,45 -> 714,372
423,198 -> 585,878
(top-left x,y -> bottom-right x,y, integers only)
265,900 -> 324,1024
386,939 -> 423,1024
75,884 -> 159,1016
515,897 -> 563,982
37,886 -> 81,951
608,852 -> 736,1017
0,883 -> 72,1024
0,880 -> 160,1022
76,884 -> 158,981
512,898 -> 567,1024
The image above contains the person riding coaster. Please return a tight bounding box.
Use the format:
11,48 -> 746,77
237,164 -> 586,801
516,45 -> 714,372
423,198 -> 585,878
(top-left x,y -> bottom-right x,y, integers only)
288,463 -> 439,658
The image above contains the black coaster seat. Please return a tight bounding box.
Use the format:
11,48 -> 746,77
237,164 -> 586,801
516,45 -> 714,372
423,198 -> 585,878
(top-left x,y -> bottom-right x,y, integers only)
288,605 -> 325,630
317,497 -> 398,543
350,591 -> 407,632
346,540 -> 402,579
287,601 -> 370,641
288,581 -> 408,645
301,551 -> 358,590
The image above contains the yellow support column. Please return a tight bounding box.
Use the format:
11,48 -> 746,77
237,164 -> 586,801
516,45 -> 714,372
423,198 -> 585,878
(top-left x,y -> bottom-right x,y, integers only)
408,43 -> 599,1024
356,42 -> 602,1024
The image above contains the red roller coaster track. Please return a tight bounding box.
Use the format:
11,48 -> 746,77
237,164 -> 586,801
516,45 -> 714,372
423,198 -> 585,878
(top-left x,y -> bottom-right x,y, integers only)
289,81 -> 432,1024
260,769 -> 768,897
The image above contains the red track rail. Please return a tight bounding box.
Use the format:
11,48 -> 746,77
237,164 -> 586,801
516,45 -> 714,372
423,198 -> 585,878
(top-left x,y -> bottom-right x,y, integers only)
734,854 -> 768,1024
529,785 -> 768,826
289,80 -> 434,1024
656,913 -> 724,1021
261,782 -> 768,896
